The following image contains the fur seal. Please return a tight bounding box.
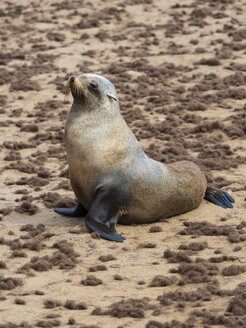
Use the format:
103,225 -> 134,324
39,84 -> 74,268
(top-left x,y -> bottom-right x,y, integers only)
54,74 -> 234,242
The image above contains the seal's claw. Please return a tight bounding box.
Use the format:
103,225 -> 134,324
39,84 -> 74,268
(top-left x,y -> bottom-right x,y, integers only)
54,203 -> 87,217
205,187 -> 234,209
85,217 -> 125,243
220,193 -> 233,208
209,196 -> 227,209
223,191 -> 235,203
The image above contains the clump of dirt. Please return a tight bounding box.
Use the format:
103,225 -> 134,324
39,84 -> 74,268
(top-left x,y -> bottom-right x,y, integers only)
209,255 -> 237,263
139,242 -> 157,248
44,299 -> 62,309
15,201 -> 38,215
22,240 -> 43,251
64,300 -> 87,310
0,276 -> 23,290
191,283 -> 246,327
36,319 -> 61,327
92,297 -> 154,318
20,223 -> 44,234
178,241 -> 208,252
0,237 -> 6,245
0,208 -> 12,216
222,264 -> 246,276
54,197 -> 76,209
13,176 -> 49,188
50,250 -> 78,270
149,226 -> 162,233
28,256 -> 53,272
158,280 -> 219,306
180,221 -> 246,243
52,240 -> 79,259
20,223 -> 45,235
197,58 -> 221,66
149,275 -> 177,287
10,79 -> 41,92
4,151 -> 22,161
19,241 -> 78,272
81,275 -> 102,286
68,317 -> 76,325
15,298 -> 26,305
163,249 -> 192,263
98,255 -> 116,262
145,321 -> 165,328
89,265 -> 107,272
20,124 -> 39,133
11,250 -> 27,258
227,293 -> 246,316
176,262 -> 219,285
0,261 -> 7,269
47,32 -> 66,42
40,192 -> 61,208
46,314 -> 61,319
35,290 -> 45,295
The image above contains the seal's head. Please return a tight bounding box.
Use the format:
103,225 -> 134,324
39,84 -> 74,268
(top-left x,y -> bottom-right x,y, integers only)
66,73 -> 119,112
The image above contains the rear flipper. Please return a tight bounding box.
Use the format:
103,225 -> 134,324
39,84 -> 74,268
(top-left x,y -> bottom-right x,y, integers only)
204,186 -> 234,209
85,185 -> 125,243
54,203 -> 87,217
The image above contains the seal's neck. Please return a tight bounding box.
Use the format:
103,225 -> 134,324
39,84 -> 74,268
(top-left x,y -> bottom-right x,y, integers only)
69,100 -> 121,121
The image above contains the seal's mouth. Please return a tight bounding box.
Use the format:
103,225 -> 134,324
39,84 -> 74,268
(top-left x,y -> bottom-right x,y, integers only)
65,76 -> 88,100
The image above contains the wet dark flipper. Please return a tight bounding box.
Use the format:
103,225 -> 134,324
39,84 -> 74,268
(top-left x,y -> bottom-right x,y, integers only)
85,217 -> 125,242
84,186 -> 125,242
54,203 -> 87,217
204,187 -> 234,209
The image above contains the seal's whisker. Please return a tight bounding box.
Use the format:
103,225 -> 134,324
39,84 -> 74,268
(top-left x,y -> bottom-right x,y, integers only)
73,78 -> 81,95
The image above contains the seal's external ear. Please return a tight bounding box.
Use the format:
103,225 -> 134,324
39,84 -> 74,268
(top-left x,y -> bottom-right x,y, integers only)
107,93 -> 117,101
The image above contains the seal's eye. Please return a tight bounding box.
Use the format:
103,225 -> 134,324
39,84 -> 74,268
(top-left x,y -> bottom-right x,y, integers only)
88,81 -> 100,99
89,82 -> 97,89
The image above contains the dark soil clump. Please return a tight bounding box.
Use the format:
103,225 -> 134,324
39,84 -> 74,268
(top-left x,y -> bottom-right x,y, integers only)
0,276 -> 23,290
64,300 -> 87,310
222,264 -> 246,276
92,297 -> 153,318
15,298 -> 26,305
89,265 -> 107,272
163,249 -> 192,263
139,242 -> 157,248
98,255 -> 116,262
149,226 -> 162,233
149,275 -> 177,287
44,299 -> 62,309
15,201 -> 38,215
81,275 -> 102,286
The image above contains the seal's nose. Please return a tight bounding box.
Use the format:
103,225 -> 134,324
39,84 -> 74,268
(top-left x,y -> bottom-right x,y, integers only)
70,76 -> 75,83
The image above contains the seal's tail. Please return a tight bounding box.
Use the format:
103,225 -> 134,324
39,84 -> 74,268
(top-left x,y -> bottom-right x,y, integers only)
204,186 -> 234,209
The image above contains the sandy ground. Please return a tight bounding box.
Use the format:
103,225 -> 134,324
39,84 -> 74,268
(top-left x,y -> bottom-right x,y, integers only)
0,0 -> 246,327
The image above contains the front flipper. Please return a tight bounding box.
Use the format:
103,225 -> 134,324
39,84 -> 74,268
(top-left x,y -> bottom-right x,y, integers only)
85,186 -> 125,242
54,203 -> 87,217
204,186 -> 234,209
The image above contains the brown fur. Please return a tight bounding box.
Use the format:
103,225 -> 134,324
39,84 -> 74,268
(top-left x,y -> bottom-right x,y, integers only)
65,74 -> 207,224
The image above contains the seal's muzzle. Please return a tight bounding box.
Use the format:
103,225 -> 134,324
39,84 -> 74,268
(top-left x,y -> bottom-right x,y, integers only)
66,75 -> 88,99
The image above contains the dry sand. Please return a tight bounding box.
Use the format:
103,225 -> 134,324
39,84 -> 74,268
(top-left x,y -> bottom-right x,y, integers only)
0,0 -> 246,327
